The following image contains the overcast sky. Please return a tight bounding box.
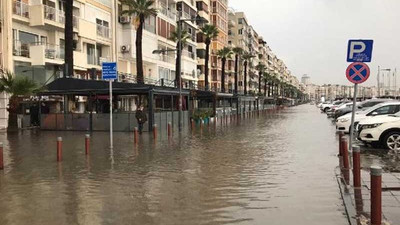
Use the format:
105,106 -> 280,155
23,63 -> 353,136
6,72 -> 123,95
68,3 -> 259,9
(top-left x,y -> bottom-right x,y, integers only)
229,0 -> 400,87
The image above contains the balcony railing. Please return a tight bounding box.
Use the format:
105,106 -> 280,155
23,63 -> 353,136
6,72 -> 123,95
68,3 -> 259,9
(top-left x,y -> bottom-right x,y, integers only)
182,50 -> 195,60
45,44 -> 64,60
43,5 -> 79,28
158,2 -> 176,21
159,54 -> 175,64
97,24 -> 110,38
13,40 -> 30,58
13,0 -> 30,18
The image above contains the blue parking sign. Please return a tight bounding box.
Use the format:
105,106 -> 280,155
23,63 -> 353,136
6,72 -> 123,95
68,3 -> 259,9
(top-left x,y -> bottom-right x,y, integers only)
347,40 -> 373,62
102,62 -> 117,80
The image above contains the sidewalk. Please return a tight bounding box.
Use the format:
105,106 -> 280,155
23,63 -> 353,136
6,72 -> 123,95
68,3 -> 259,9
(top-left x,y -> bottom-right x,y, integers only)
337,167 -> 400,225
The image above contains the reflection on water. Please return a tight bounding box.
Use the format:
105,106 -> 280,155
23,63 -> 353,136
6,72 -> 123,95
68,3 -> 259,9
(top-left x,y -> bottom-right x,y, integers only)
0,106 -> 348,225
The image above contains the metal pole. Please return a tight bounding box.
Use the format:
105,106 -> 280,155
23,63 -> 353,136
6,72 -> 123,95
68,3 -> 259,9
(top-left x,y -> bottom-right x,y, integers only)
377,66 -> 380,97
109,80 -> 113,149
349,83 -> 358,151
177,13 -> 182,132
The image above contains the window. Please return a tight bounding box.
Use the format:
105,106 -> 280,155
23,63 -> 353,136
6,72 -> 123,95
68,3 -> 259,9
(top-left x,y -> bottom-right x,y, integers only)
369,105 -> 400,116
238,18 -> 243,24
87,44 -> 96,65
238,29 -> 243,35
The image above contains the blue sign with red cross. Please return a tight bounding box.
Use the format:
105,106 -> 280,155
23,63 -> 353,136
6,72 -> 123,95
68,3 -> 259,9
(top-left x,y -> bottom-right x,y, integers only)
346,62 -> 370,84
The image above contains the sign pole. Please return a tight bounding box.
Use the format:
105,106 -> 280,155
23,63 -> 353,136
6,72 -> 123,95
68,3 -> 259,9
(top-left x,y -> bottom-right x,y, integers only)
109,79 -> 113,149
349,83 -> 358,151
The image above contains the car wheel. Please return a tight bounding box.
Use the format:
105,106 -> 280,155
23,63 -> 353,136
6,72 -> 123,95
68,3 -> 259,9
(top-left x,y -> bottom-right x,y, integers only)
324,108 -> 329,112
383,131 -> 400,151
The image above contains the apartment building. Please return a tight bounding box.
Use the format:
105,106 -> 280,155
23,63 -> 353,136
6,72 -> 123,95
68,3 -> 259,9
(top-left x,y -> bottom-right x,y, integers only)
228,10 -> 248,94
11,0 -> 114,82
195,0 -> 210,89
209,0 -> 228,92
247,25 -> 259,93
117,0 -> 198,89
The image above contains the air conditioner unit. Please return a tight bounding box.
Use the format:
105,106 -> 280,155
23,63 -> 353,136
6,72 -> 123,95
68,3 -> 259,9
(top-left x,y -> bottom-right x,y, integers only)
121,45 -> 131,53
119,15 -> 131,24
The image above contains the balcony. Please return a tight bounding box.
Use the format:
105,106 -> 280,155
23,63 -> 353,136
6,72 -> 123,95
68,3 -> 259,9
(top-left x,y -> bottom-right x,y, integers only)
27,4 -> 79,29
13,0 -> 30,18
87,55 -> 111,66
45,44 -> 64,61
182,50 -> 195,60
97,24 -> 110,39
159,54 -> 175,64
13,41 -> 30,58
157,2 -> 177,21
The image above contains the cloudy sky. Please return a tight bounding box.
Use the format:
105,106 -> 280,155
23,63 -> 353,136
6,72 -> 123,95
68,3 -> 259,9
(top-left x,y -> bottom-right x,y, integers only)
229,0 -> 400,87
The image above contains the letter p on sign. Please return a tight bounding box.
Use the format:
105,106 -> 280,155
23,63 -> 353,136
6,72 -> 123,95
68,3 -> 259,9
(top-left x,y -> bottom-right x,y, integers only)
347,40 -> 373,63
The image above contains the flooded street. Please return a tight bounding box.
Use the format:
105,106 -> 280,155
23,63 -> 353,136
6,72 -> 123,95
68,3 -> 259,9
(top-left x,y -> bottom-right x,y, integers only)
0,105 -> 349,225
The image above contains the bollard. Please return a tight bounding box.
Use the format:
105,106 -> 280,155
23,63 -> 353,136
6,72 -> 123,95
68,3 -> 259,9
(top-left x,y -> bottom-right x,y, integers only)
0,142 -> 3,170
57,137 -> 62,162
353,145 -> 361,188
338,131 -> 344,156
191,119 -> 195,130
342,137 -> 350,184
167,122 -> 172,137
85,134 -> 90,155
134,127 -> 139,144
342,137 -> 350,169
370,166 -> 382,225
153,124 -> 158,139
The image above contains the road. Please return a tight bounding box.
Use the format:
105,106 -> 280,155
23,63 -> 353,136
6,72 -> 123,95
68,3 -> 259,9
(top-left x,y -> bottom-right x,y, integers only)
0,105 -> 348,225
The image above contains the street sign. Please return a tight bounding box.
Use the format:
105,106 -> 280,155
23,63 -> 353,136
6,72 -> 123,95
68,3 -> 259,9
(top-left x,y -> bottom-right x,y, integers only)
102,62 -> 117,80
346,62 -> 370,84
347,40 -> 373,62
101,62 -> 117,149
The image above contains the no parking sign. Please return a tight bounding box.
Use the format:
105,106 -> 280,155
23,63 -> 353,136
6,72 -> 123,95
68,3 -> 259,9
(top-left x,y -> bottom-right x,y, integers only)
346,62 -> 370,84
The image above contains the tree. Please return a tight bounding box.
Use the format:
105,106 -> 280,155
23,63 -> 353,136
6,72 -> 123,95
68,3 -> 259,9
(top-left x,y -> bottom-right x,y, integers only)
0,71 -> 39,131
170,30 -> 191,86
121,0 -> 157,84
232,47 -> 243,94
217,47 -> 233,93
255,63 -> 266,95
200,24 -> 219,91
64,0 -> 73,78
263,72 -> 271,97
242,53 -> 255,95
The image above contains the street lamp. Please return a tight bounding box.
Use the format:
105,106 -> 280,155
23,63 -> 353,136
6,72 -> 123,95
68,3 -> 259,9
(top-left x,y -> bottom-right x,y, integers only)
378,66 -> 391,97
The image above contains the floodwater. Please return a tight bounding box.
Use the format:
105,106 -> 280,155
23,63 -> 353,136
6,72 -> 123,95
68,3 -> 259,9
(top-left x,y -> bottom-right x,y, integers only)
0,105 -> 349,225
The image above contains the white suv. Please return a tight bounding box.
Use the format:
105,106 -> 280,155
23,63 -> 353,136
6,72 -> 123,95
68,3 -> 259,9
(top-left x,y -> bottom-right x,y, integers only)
358,112 -> 400,151
336,101 -> 400,133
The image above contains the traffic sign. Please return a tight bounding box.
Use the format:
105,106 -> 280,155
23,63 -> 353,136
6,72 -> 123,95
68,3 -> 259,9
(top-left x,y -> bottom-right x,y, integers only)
346,62 -> 370,84
102,62 -> 117,80
347,40 -> 373,62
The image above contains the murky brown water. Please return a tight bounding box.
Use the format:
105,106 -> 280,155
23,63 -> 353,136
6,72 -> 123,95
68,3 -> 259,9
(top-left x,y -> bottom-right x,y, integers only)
0,105 -> 349,225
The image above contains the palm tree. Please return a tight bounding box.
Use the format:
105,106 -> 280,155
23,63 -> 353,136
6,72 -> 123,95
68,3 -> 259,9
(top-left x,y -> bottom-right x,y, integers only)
200,24 -> 219,91
263,72 -> 271,97
121,0 -> 157,84
0,71 -> 39,131
170,30 -> 191,86
217,47 -> 233,93
255,63 -> 266,95
232,47 -> 243,94
242,53 -> 255,95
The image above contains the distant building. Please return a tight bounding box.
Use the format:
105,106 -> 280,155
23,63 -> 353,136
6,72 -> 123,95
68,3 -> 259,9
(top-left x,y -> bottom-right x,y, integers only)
301,74 -> 311,85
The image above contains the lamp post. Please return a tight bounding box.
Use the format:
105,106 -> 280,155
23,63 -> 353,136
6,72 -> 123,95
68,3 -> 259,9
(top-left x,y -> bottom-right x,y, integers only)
378,67 -> 391,97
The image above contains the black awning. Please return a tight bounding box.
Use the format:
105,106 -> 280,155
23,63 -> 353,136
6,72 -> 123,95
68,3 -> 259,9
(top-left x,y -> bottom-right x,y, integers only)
40,78 -> 190,96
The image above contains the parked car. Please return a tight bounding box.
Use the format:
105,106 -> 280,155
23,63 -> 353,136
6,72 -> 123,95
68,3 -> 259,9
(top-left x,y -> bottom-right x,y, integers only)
334,99 -> 393,119
333,102 -> 356,119
321,101 -> 345,113
357,112 -> 400,151
336,101 -> 400,133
